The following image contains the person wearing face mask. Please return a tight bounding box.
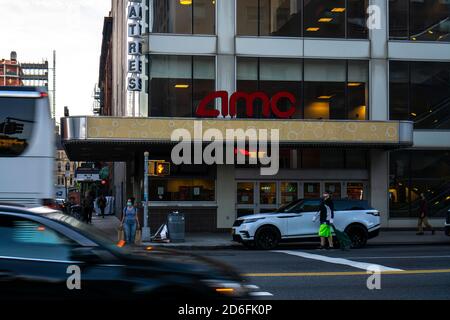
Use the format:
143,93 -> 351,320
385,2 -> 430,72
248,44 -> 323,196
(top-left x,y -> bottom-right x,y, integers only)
314,191 -> 335,250
121,198 -> 140,245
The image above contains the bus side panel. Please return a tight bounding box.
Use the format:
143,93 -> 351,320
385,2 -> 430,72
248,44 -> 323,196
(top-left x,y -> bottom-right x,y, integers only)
0,157 -> 54,205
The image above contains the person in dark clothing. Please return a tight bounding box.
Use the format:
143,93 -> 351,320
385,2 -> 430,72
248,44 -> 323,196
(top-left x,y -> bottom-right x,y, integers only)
417,193 -> 435,235
97,194 -> 107,218
314,191 -> 335,250
82,191 -> 94,224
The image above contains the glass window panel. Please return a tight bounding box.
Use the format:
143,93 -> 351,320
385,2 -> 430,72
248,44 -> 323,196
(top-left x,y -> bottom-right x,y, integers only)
303,0 -> 346,38
281,182 -> 298,204
346,183 -> 365,200
325,183 -> 342,199
260,0 -> 302,37
410,62 -> 450,129
0,97 -> 36,157
304,182 -> 321,198
348,60 -> 369,120
389,0 -> 408,40
410,0 -> 450,42
193,56 -> 216,116
347,0 -> 368,39
151,0 -> 193,34
237,182 -> 255,205
302,149 -> 320,168
260,58 -> 302,81
260,182 -> 277,205
304,60 -> 346,82
150,179 -> 215,201
237,57 -> 258,81
193,0 -> 216,34
389,61 -> 410,121
149,55 -> 192,117
320,150 -> 345,168
237,0 -> 259,35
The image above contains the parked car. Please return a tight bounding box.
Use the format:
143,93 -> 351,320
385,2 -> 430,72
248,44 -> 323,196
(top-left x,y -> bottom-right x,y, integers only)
232,199 -> 381,250
445,209 -> 450,236
0,205 -> 254,301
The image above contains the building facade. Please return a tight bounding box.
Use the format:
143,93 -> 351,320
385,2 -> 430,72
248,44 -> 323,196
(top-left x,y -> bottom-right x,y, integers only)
62,0 -> 450,232
0,52 -> 23,86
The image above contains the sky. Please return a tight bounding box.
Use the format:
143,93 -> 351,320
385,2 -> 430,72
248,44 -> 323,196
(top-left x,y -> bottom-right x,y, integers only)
0,0 -> 111,122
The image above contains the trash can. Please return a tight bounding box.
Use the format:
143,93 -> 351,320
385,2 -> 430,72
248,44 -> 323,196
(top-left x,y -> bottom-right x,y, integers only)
167,211 -> 185,242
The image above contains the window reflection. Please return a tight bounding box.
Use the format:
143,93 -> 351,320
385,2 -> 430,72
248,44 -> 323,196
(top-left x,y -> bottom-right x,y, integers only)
389,61 -> 450,129
236,58 -> 369,120
390,151 -> 450,218
149,55 -> 215,117
389,0 -> 450,42
237,0 -> 367,38
303,0 -> 346,38
281,182 -> 298,204
150,179 -> 215,201
151,0 -> 215,35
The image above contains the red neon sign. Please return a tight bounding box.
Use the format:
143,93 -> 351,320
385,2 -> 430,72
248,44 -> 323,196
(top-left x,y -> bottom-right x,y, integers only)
196,91 -> 297,119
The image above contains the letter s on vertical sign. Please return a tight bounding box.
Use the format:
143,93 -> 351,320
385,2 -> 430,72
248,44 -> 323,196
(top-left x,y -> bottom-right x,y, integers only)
271,92 -> 296,118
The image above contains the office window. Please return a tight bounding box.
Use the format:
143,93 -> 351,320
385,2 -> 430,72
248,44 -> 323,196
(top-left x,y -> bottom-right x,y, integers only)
237,0 -> 367,38
390,150 -> 450,218
389,0 -> 450,42
150,179 -> 215,201
149,55 -> 215,117
236,58 -> 369,120
260,0 -> 302,37
389,61 -> 450,129
151,0 -> 215,35
304,0 -> 345,38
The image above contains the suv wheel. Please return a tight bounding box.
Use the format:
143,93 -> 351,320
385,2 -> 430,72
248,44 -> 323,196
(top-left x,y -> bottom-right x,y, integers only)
255,227 -> 280,250
346,225 -> 368,249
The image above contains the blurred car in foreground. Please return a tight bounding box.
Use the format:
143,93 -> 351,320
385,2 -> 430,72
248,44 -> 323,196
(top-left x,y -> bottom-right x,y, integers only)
0,205 -> 253,301
445,209 -> 450,236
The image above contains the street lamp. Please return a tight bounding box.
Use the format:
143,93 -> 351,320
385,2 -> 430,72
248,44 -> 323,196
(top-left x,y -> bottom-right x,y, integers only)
65,162 -> 70,201
142,151 -> 151,242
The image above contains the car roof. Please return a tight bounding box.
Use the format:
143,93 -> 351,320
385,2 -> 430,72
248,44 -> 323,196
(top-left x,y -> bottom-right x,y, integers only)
0,205 -> 55,217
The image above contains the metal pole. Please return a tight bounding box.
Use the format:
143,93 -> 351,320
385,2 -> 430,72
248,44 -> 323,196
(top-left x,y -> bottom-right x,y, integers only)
142,151 -> 151,241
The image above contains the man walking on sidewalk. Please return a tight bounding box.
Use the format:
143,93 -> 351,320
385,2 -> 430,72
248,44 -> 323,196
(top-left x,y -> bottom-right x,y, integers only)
417,193 -> 435,235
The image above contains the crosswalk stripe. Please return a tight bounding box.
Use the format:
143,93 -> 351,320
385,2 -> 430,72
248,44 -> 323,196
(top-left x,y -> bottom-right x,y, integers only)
275,250 -> 404,272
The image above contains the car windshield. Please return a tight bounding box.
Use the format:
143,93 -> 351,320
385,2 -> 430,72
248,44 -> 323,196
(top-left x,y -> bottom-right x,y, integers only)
275,199 -> 304,213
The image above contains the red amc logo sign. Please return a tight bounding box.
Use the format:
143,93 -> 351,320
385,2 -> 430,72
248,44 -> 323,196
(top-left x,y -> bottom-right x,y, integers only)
196,91 -> 297,119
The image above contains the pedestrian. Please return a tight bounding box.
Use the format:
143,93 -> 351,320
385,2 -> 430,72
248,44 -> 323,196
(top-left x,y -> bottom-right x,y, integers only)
97,194 -> 107,219
417,193 -> 435,235
82,191 -> 94,224
121,198 -> 140,245
314,191 -> 335,250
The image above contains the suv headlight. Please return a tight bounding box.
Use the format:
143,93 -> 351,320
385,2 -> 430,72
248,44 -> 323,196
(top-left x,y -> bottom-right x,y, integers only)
243,217 -> 265,224
202,280 -> 249,297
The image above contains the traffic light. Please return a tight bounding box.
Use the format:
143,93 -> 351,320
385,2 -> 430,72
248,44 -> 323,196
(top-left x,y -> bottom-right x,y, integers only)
149,160 -> 170,177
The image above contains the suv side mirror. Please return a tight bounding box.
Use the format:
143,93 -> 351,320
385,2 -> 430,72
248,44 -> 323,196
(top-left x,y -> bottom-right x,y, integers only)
70,247 -> 101,265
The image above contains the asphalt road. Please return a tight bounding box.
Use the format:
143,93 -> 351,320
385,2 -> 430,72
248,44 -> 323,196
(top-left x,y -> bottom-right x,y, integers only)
195,244 -> 450,300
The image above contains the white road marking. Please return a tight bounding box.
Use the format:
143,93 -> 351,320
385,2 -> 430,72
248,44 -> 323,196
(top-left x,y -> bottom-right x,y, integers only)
249,292 -> 274,297
275,250 -> 404,272
344,255 -> 450,260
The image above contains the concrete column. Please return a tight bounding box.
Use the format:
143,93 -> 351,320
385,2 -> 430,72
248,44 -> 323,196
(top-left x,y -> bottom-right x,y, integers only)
370,150 -> 389,228
369,0 -> 389,121
216,0 -> 236,115
216,165 -> 236,229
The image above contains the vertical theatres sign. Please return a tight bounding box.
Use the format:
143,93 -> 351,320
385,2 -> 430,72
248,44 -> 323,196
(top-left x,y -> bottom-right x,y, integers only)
127,0 -> 143,91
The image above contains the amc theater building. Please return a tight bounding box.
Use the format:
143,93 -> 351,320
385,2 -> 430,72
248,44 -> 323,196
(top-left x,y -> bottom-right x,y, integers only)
62,0 -> 450,232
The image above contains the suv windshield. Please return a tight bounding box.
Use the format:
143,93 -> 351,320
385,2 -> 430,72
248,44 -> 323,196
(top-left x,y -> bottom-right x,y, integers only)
0,97 -> 36,157
275,199 -> 372,213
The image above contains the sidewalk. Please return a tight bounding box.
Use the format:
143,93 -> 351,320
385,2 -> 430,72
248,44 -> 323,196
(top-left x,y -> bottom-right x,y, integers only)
90,216 -> 449,249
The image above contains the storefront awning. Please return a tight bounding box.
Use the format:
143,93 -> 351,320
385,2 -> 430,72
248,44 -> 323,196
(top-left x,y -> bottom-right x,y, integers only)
61,117 -> 413,161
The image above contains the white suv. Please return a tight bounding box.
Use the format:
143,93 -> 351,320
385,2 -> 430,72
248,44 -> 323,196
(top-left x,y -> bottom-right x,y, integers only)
232,199 -> 381,250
